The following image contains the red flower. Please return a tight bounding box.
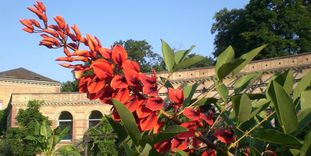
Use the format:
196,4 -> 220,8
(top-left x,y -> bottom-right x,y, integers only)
171,138 -> 188,151
145,96 -> 164,111
112,88 -> 130,104
111,74 -> 128,89
124,95 -> 144,112
153,121 -> 164,134
98,47 -> 112,59
123,69 -> 140,87
139,112 -> 158,131
168,88 -> 184,107
122,60 -> 140,72
183,108 -> 213,126
136,104 -> 153,119
154,140 -> 171,153
214,128 -> 235,144
140,71 -> 158,96
112,44 -> 127,65
201,150 -> 216,156
91,59 -> 113,80
87,77 -> 105,94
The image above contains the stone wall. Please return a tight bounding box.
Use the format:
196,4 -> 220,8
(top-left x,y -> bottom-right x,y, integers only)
9,93 -> 111,143
0,78 -> 60,109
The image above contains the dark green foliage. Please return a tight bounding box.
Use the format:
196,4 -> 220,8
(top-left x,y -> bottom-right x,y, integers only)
5,100 -> 50,155
114,39 -> 165,72
61,80 -> 78,92
212,0 -> 311,59
86,116 -> 118,156
15,100 -> 50,128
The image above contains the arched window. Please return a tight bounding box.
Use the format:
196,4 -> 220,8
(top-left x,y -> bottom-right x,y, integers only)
58,111 -> 73,140
88,110 -> 103,127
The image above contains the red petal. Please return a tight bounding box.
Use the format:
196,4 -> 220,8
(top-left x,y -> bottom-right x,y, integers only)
214,129 -> 235,144
87,78 -> 105,94
98,47 -> 112,59
124,95 -> 144,112
140,72 -> 158,96
183,108 -> 200,121
123,69 -> 140,87
112,88 -> 130,104
112,108 -> 121,122
168,88 -> 184,104
136,104 -> 152,119
201,150 -> 217,156
112,44 -> 128,65
91,59 -> 113,80
171,138 -> 188,151
139,112 -> 158,131
200,113 -> 213,126
111,75 -> 128,89
153,121 -> 164,134
145,97 -> 164,111
122,60 -> 140,72
154,140 -> 171,153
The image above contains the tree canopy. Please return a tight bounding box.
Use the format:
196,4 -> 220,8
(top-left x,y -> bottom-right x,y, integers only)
212,0 -> 311,59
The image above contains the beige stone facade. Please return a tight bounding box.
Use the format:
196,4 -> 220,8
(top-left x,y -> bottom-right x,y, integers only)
0,78 -> 60,109
9,93 -> 111,143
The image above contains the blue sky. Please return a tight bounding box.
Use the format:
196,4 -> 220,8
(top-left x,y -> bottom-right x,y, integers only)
0,0 -> 249,82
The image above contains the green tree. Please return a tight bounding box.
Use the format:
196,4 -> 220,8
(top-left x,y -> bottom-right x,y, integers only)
212,0 -> 311,59
5,100 -> 72,156
61,80 -> 78,92
114,39 -> 164,72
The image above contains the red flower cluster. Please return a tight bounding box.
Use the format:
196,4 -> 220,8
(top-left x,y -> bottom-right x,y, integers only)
21,1 -> 236,155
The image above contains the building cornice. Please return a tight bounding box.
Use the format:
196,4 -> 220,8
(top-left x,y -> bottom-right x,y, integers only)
0,77 -> 61,86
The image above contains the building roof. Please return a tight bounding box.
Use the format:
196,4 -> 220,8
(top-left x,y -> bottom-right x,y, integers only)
0,67 -> 58,82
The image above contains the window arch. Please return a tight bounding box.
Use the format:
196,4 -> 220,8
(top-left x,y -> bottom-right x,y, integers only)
58,111 -> 73,140
88,110 -> 103,128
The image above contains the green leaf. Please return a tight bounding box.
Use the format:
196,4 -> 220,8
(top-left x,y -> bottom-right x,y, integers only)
293,71 -> 311,101
161,39 -> 175,72
267,81 -> 299,134
174,55 -> 204,71
139,144 -> 152,156
274,70 -> 294,95
234,72 -> 261,93
216,81 -> 228,101
232,45 -> 267,74
40,120 -> 48,137
298,108 -> 311,133
152,125 -> 187,143
191,97 -> 218,107
301,90 -> 311,111
106,116 -> 128,141
215,46 -> 234,73
217,59 -> 245,80
232,94 -> 252,125
24,135 -> 37,141
159,76 -> 173,88
124,141 -> 139,156
174,45 -> 195,64
249,99 -> 270,119
183,83 -> 198,106
300,131 -> 311,156
112,99 -> 141,145
238,94 -> 252,125
253,129 -> 302,148
174,150 -> 189,156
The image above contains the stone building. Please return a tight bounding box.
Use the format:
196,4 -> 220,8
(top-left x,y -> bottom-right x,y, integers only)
0,68 -> 111,144
1,52 -> 311,144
